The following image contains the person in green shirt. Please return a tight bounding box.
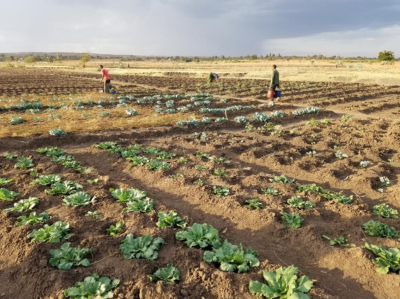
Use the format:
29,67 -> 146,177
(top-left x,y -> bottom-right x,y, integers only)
270,65 -> 280,98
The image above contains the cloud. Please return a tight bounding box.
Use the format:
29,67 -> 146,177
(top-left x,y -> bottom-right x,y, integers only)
0,0 -> 399,56
264,25 -> 400,57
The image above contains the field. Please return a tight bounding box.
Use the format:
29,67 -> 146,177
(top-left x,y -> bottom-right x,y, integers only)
0,61 -> 399,299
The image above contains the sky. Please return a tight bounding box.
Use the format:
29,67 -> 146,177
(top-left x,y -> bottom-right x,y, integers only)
0,0 -> 399,57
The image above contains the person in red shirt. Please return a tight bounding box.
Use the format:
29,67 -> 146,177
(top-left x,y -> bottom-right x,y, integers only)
100,65 -> 111,93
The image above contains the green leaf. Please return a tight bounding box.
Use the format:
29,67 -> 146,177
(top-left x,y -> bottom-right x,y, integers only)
3,197 -> 39,213
156,211 -> 186,228
148,264 -> 180,284
49,242 -> 92,271
64,274 -> 120,298
29,221 -> 72,243
120,234 -> 165,260
176,223 -> 221,248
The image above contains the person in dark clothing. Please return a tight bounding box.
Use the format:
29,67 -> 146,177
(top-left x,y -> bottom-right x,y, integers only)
270,65 -> 280,98
207,72 -> 220,84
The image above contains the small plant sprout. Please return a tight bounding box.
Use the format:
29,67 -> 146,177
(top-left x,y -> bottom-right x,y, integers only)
379,176 -> 390,187
193,179 -> 207,186
177,157 -> 189,164
287,196 -> 316,210
86,211 -> 100,219
335,151 -> 348,159
269,175 -> 295,184
281,212 -> 304,228
0,178 -> 14,186
323,235 -> 356,248
261,186 -> 280,196
306,151 -> 317,156
245,122 -> 255,133
244,199 -> 264,210
341,114 -> 352,123
212,186 -> 230,196
87,178 -> 99,185
306,118 -> 319,126
148,264 -> 181,284
156,211 -> 186,228
15,212 -> 50,226
170,173 -> 184,180
373,203 -> 398,219
107,220 -> 124,236
3,197 -> 40,213
213,169 -> 227,177
360,160 -> 370,168
0,188 -> 20,201
321,118 -> 331,125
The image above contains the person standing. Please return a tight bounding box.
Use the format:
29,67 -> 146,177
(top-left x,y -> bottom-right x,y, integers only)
100,65 -> 111,93
270,65 -> 279,98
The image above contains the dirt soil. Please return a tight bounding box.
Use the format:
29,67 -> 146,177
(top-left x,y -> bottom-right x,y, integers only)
0,68 -> 399,299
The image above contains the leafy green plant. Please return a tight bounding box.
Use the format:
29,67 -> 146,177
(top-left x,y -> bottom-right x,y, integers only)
364,243 -> 400,274
244,199 -> 264,210
63,192 -> 95,207
363,220 -> 400,238
379,176 -> 390,187
176,223 -> 221,248
323,235 -> 356,247
212,186 -> 230,197
120,234 -> 165,260
49,242 -> 92,270
0,178 -> 14,186
9,117 -> 25,125
86,211 -> 100,219
15,211 -> 50,226
32,174 -> 62,186
87,178 -> 99,185
3,197 -> 39,213
29,221 -> 73,243
177,157 -> 189,164
169,173 -> 183,179
46,181 -> 83,195
0,188 -> 20,201
373,203 -> 398,219
4,154 -> 18,159
14,157 -> 34,169
195,165 -> 209,171
49,128 -> 67,136
281,212 -> 304,228
156,211 -> 186,228
107,220 -> 124,236
249,265 -> 313,298
203,240 -> 259,273
148,264 -> 181,284
37,147 -> 66,157
123,197 -> 155,213
146,159 -> 171,171
269,175 -> 295,184
64,274 -> 120,299
110,188 -> 147,203
128,156 -> 149,167
261,186 -> 280,196
156,151 -> 176,160
213,169 -> 227,177
94,142 -> 118,150
322,192 -> 353,204
287,196 -> 316,210
360,160 -> 370,168
335,151 -> 348,159
143,147 -> 160,155
297,184 -> 329,195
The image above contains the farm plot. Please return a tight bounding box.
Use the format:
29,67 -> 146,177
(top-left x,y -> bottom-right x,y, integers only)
0,68 -> 400,299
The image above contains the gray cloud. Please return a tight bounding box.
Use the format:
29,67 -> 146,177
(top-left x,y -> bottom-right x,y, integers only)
0,0 -> 399,57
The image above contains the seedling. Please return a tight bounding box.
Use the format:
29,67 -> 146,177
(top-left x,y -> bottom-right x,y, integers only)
363,220 -> 400,238
86,211 -> 100,219
3,197 -> 39,213
14,157 -> 34,169
15,212 -> 50,226
281,212 -> 304,228
64,274 -> 120,299
379,176 -> 390,187
0,188 -> 20,201
29,221 -> 73,243
107,220 -> 124,236
261,186 -> 280,196
123,198 -> 155,213
156,211 -> 186,228
269,175 -> 295,184
213,169 -> 227,177
287,196 -> 316,210
49,242 -> 92,270
244,199 -> 264,210
0,178 -> 14,186
373,203 -> 398,219
63,192 -> 95,207
148,264 -> 181,284
335,151 -> 348,159
212,186 -> 230,197
365,243 -> 400,274
176,223 -> 221,248
250,265 -> 313,298
203,240 -> 259,273
323,235 -> 356,247
359,161 -> 370,168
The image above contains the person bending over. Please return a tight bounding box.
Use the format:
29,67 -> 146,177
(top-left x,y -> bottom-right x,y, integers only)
100,65 -> 111,93
207,72 -> 220,84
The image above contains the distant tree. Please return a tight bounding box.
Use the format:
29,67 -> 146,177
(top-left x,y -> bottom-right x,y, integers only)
23,55 -> 38,63
80,53 -> 91,67
55,53 -> 61,61
48,56 -> 54,63
6,55 -> 14,61
250,54 -> 258,60
378,51 -> 395,62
